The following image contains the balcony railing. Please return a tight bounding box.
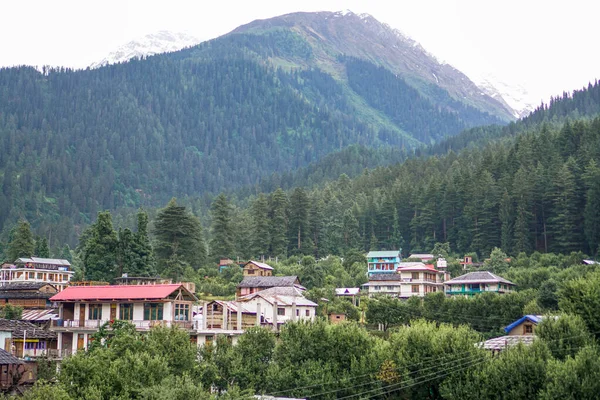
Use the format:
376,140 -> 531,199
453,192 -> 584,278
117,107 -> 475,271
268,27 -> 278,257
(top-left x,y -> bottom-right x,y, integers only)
50,319 -> 194,330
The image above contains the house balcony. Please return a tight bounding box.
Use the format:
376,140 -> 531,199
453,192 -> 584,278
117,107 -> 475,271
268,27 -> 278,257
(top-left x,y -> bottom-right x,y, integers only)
49,319 -> 194,331
19,349 -> 72,360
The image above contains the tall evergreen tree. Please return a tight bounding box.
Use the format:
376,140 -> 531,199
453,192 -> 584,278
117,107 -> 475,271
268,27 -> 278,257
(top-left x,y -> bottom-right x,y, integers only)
250,194 -> 270,258
82,211 -> 118,281
154,199 -> 206,270
342,208 -> 361,252
288,187 -> 310,254
391,208 -> 404,252
34,237 -> 50,258
550,158 -> 583,253
583,159 -> 600,255
269,188 -> 288,258
132,209 -> 156,276
7,220 -> 35,261
499,189 -> 513,254
209,194 -> 235,261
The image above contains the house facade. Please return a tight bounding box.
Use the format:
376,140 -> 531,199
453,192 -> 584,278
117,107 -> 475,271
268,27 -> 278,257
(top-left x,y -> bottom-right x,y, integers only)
0,282 -> 58,309
363,263 -> 446,298
1,258 -> 73,291
445,271 -> 515,296
0,319 -> 58,359
49,284 -> 197,356
238,287 -> 317,329
504,315 -> 545,336
242,261 -> 274,277
366,251 -> 402,276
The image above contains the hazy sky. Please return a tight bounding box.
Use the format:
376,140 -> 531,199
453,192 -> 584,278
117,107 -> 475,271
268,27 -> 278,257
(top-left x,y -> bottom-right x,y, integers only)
2,0 -> 599,104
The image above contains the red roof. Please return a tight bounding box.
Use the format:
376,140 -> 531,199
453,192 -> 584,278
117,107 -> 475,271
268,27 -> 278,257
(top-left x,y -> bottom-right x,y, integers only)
49,284 -> 194,302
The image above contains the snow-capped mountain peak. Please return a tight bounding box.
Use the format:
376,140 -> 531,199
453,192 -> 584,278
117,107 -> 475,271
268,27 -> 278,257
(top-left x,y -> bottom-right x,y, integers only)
472,73 -> 537,118
90,31 -> 202,69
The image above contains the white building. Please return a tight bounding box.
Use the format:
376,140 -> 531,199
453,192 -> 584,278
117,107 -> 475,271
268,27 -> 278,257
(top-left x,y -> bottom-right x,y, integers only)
363,263 -> 446,298
238,286 -> 317,329
1,258 -> 73,291
49,283 -> 197,356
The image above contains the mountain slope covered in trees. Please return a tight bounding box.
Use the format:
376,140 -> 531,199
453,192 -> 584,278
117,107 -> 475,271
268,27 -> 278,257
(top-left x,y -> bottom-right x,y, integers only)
0,11 -> 511,244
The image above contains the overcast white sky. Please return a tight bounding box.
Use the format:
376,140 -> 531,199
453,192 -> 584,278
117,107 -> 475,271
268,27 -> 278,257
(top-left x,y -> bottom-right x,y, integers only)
1,0 -> 599,105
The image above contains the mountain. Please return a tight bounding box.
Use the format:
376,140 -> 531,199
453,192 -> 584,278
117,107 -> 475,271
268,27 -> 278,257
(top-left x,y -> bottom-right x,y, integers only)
0,10 -> 522,245
229,10 -> 516,121
472,74 -> 537,118
89,31 -> 201,68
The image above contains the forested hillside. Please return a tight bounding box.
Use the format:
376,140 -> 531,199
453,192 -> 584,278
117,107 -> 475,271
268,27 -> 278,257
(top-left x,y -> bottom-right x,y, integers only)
0,12 -> 510,245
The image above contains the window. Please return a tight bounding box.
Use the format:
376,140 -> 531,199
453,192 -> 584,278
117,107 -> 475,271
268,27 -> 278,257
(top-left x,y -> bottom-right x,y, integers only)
24,342 -> 45,350
296,309 -> 299,316
37,273 -> 43,280
120,303 -> 134,320
247,269 -> 255,274
88,304 -> 102,320
305,309 -> 310,317
524,324 -> 533,334
411,285 -> 420,293
277,308 -> 286,316
387,286 -> 394,291
205,335 -> 213,345
144,303 -> 164,320
175,303 -> 190,321
411,272 -> 419,280
374,286 -> 381,290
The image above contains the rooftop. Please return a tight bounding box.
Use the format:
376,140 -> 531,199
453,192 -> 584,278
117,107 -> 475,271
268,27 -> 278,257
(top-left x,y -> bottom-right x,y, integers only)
0,348 -> 22,365
335,288 -> 360,296
478,335 -> 535,351
245,261 -> 274,270
397,262 -> 439,271
238,276 -> 301,289
445,271 -> 515,285
504,315 -> 550,333
240,286 -> 317,307
49,284 -> 197,302
0,319 -> 57,339
408,253 -> 434,259
365,273 -> 404,282
367,251 -> 401,258
0,282 -> 57,291
15,257 -> 71,267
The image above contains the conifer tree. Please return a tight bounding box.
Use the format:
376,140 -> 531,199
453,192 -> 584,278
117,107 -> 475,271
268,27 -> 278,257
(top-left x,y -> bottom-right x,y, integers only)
34,237 -> 50,258
132,209 -> 156,276
550,158 -> 583,253
583,159 -> 600,255
154,199 -> 206,270
499,189 -> 513,254
83,211 -> 118,281
7,220 -> 35,261
209,194 -> 235,261
269,188 -> 288,257
342,209 -> 361,252
288,187 -> 309,254
391,208 -> 403,252
250,194 -> 270,258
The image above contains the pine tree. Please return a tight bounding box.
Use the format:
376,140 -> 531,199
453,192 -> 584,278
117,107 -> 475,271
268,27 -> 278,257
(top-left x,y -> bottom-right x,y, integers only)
250,194 -> 270,258
154,198 -> 206,270
342,209 -> 361,252
132,209 -> 156,276
308,197 -> 325,258
7,220 -> 35,261
499,189 -> 513,254
391,208 -> 404,252
583,160 -> 600,255
550,158 -> 583,253
288,187 -> 310,254
34,237 -> 50,258
83,211 -> 118,281
209,194 -> 235,261
269,188 -> 288,258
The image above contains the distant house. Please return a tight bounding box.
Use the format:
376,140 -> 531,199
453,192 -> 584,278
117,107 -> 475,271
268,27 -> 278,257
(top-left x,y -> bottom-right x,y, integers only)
363,262 -> 446,298
0,348 -> 31,390
236,276 -> 304,299
408,254 -> 434,262
335,288 -> 360,297
113,276 -> 172,286
0,319 -> 57,359
479,315 -> 549,352
329,313 -> 346,324
445,271 -> 515,296
1,258 -> 73,291
196,300 -> 257,347
239,286 -> 317,329
49,284 -> 197,356
0,282 -> 58,309
242,261 -> 274,277
366,250 -> 402,276
459,255 -> 484,270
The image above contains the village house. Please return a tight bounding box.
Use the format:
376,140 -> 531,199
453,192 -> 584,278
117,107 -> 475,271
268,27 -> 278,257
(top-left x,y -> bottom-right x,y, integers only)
335,288 -> 360,306
329,313 -> 346,324
1,258 -> 73,291
366,250 -> 402,276
479,315 -> 550,352
242,260 -> 274,277
459,255 -> 485,270
0,319 -> 57,359
363,262 -> 446,298
195,300 -> 258,347
48,283 -> 197,356
238,286 -> 317,330
408,253 -> 435,262
445,271 -> 515,296
236,276 -> 304,299
0,348 -> 36,391
0,282 -> 58,309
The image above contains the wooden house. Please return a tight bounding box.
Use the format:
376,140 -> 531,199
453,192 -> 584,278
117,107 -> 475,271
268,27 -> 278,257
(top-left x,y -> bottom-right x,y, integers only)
0,319 -> 57,359
0,283 -> 58,309
242,261 -> 274,277
203,301 -> 256,330
236,276 -> 303,299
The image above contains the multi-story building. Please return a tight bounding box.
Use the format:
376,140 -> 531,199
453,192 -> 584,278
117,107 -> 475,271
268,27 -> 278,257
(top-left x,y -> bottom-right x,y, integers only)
366,250 -> 402,276
1,258 -> 73,291
0,282 -> 58,309
363,262 -> 446,298
48,283 -> 197,356
444,271 -> 515,296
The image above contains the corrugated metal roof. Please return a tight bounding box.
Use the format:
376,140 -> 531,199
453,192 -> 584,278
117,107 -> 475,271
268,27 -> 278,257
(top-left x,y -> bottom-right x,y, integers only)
240,287 -> 317,307
478,335 -> 535,351
50,284 -> 197,302
503,315 -> 546,333
238,276 -> 301,288
408,254 -> 434,259
445,271 -> 515,285
245,261 -> 274,270
367,251 -> 401,258
397,262 -> 439,271
15,257 -> 71,266
21,309 -> 59,321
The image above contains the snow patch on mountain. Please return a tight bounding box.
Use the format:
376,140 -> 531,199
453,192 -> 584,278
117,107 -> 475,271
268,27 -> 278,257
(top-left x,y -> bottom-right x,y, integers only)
90,31 -> 201,69
472,74 -> 537,118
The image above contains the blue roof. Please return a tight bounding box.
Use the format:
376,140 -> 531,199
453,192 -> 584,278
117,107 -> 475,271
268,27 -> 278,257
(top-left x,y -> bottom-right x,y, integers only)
504,315 -> 543,333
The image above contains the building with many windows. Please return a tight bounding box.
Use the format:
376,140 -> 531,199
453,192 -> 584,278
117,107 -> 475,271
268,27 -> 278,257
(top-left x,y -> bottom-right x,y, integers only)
366,250 -> 402,276
444,271 -> 515,296
363,262 -> 446,298
48,284 -> 197,356
1,258 -> 73,291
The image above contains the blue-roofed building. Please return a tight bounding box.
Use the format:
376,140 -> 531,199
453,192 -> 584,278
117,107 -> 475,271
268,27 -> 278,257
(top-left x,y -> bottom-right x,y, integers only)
504,315 -> 545,336
366,250 -> 401,277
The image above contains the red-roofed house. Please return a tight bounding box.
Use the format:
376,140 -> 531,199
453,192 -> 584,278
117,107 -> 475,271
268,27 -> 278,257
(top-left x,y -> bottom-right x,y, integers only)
49,284 -> 197,356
